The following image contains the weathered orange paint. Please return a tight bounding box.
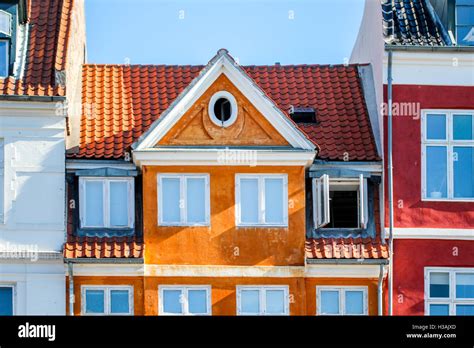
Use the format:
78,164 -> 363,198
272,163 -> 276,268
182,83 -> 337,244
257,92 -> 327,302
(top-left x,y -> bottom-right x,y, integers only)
143,165 -> 306,266
144,277 -> 306,315
157,74 -> 290,147
305,278 -> 380,316
65,276 -> 381,316
66,276 -> 145,316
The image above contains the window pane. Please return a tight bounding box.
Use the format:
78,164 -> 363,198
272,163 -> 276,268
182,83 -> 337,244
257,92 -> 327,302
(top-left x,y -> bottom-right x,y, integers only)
85,290 -> 105,314
161,178 -> 181,223
110,290 -> 130,314
240,178 -> 259,224
426,146 -> 447,199
456,6 -> 474,25
84,181 -> 104,226
0,12 -> 10,35
453,115 -> 473,140
0,41 -> 7,77
430,304 -> 449,316
456,273 -> 474,298
345,291 -> 364,315
109,182 -> 129,227
456,305 -> 474,316
162,289 -> 182,314
240,290 -> 260,314
265,289 -> 285,314
430,272 -> 450,298
320,290 -> 339,315
186,178 -> 206,224
188,289 -> 207,314
426,114 -> 446,140
264,178 -> 284,224
457,26 -> 474,46
453,147 -> 474,198
0,287 -> 13,316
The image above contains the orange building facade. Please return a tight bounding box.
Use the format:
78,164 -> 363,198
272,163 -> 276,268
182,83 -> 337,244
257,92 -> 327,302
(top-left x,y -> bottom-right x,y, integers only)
64,49 -> 388,316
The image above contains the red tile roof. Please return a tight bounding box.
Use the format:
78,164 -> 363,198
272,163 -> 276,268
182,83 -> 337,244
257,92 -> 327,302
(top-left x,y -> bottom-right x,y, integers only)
0,0 -> 73,96
69,63 -> 379,161
305,238 -> 389,259
63,236 -> 143,259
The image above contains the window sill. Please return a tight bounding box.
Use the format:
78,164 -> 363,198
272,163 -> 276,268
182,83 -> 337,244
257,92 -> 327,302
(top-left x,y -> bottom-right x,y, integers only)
157,223 -> 210,227
236,224 -> 288,228
422,198 -> 474,203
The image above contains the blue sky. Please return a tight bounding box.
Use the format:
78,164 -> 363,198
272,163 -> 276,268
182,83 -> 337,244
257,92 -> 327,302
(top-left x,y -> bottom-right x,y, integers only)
85,0 -> 364,65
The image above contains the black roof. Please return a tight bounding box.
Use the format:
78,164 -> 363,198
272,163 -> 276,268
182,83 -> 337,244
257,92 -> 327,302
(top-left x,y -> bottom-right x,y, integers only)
382,0 -> 452,46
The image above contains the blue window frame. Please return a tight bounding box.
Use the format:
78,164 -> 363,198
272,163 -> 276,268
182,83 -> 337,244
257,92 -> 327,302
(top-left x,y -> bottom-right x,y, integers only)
0,286 -> 14,316
456,0 -> 474,46
0,1 -> 19,77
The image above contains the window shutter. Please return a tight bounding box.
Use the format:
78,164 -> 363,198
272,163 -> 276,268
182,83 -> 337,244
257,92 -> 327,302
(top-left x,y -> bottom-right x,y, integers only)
359,174 -> 368,229
313,174 -> 330,228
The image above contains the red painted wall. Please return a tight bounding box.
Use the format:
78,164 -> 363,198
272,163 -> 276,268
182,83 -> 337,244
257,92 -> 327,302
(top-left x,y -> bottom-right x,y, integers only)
383,84 -> 474,229
393,239 -> 474,315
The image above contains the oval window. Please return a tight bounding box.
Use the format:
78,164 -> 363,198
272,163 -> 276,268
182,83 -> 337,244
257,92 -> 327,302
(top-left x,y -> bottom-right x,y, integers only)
209,91 -> 238,127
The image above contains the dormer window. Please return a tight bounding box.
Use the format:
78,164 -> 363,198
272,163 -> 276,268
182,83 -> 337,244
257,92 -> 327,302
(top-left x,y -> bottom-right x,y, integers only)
456,0 -> 474,46
0,0 -> 24,78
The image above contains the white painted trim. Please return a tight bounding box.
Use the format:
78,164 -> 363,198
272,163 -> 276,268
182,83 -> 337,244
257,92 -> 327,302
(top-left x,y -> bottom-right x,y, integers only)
421,110 -> 474,201
383,50 -> 474,86
133,51 -> 315,151
144,264 -> 383,278
235,174 -> 288,227
424,267 -> 474,316
316,286 -> 368,315
157,174 -> 210,226
0,101 -> 64,117
133,149 -> 315,167
65,264 -> 143,277
208,90 -> 238,127
306,264 -> 383,278
81,285 -> 134,316
158,285 -> 211,316
66,160 -> 136,171
236,285 -> 289,315
79,177 -> 135,229
388,228 -> 474,240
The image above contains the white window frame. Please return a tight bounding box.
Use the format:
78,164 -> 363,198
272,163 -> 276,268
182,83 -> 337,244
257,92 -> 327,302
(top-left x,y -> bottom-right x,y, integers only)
316,286 -> 368,316
312,174 -> 368,229
0,138 -> 4,223
158,285 -> 212,316
81,285 -> 134,316
421,110 -> 474,202
208,90 -> 238,128
157,174 -> 210,226
0,284 -> 15,315
425,267 -> 474,316
79,177 -> 135,228
235,174 -> 288,227
236,285 -> 289,316
0,10 -> 12,36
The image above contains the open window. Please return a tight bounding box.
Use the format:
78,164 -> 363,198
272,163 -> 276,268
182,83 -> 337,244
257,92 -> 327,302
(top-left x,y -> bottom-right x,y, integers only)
313,174 -> 368,230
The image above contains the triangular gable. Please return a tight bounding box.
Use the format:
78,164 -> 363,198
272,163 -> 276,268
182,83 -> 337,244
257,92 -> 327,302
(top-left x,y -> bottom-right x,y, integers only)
132,49 -> 315,151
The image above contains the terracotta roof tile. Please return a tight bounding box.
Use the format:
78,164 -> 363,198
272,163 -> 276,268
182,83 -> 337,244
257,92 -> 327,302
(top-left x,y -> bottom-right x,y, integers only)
0,0 -> 73,97
69,64 -> 379,161
305,238 -> 389,259
63,236 -> 144,259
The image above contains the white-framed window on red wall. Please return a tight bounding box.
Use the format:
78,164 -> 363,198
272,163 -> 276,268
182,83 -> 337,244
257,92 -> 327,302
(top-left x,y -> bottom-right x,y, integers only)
425,267 -> 474,316
421,110 -> 474,201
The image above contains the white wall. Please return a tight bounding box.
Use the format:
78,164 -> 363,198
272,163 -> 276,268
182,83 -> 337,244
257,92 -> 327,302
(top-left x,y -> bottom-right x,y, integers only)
0,101 -> 65,251
0,262 -> 65,315
383,51 -> 474,86
0,100 -> 66,315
